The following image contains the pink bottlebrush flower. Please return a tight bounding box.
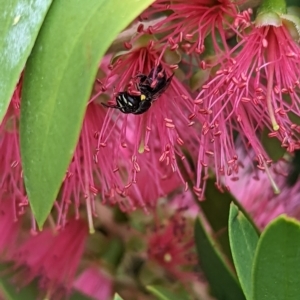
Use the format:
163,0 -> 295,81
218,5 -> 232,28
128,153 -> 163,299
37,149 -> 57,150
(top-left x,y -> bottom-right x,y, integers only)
1,84 -> 183,231
0,198 -> 21,258
169,189 -> 200,218
58,101 -> 183,227
196,13 -> 300,152
194,80 -> 272,199
0,93 -> 135,231
146,0 -> 239,54
147,209 -> 196,281
56,102 -> 136,230
10,218 -> 88,299
73,267 -> 113,300
94,44 -> 200,200
124,155 -> 183,211
0,82 -> 28,220
193,11 -> 300,195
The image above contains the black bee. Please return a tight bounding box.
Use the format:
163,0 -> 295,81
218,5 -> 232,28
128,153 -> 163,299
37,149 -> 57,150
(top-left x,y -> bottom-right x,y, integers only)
102,64 -> 174,115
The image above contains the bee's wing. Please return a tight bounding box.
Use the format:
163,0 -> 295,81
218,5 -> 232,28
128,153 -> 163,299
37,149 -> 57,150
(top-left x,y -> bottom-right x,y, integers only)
152,73 -> 174,100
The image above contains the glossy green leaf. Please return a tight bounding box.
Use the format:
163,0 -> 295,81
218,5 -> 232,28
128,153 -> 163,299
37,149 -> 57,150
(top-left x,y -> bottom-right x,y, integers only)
177,151 -> 258,263
200,179 -> 258,262
146,285 -> 190,300
0,0 -> 53,123
113,294 -> 124,300
20,0 -> 154,229
253,216 -> 300,300
229,203 -> 259,300
201,179 -> 235,260
194,218 -> 245,300
176,151 -> 233,260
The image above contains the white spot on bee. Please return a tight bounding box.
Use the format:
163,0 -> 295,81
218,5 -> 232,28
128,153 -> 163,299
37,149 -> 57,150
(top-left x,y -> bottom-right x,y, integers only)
117,100 -> 123,107
128,102 -> 133,106
121,94 -> 128,104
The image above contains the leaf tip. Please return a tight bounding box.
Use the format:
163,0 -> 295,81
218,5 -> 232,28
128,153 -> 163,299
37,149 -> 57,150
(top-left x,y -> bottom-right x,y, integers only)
229,202 -> 239,219
31,209 -> 47,231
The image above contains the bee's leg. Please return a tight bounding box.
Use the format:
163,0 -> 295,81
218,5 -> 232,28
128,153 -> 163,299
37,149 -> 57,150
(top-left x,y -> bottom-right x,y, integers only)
134,73 -> 149,84
136,82 -> 151,95
149,64 -> 163,80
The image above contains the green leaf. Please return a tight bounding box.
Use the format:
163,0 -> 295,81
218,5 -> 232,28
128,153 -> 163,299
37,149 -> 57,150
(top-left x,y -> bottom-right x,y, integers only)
261,127 -> 285,162
0,278 -> 38,300
20,0 -> 154,229
256,0 -> 286,15
113,294 -> 124,300
194,218 -> 246,300
0,264 -> 94,300
201,179 -> 235,260
201,179 -> 258,262
146,285 -> 190,300
101,238 -> 125,271
177,152 -> 258,263
229,203 -> 259,300
252,216 -> 300,300
0,0 -> 53,123
0,263 -> 39,300
287,149 -> 300,186
189,69 -> 210,92
70,291 -> 94,300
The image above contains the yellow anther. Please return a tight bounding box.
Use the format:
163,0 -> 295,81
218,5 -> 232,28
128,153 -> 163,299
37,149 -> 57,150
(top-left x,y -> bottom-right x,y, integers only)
164,253 -> 172,262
